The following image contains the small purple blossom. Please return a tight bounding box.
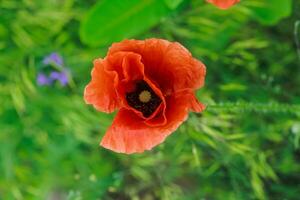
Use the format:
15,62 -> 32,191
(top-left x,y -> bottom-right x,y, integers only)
37,73 -> 52,86
43,52 -> 64,67
50,71 -> 69,86
37,52 -> 71,87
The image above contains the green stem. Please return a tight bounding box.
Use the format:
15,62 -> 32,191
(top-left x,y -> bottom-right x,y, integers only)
206,102 -> 300,115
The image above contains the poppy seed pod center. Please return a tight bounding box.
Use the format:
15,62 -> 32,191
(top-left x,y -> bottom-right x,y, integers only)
139,90 -> 151,103
126,81 -> 161,117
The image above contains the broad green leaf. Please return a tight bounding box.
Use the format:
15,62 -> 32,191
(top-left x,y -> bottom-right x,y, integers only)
248,0 -> 292,25
164,0 -> 184,9
80,0 -> 171,47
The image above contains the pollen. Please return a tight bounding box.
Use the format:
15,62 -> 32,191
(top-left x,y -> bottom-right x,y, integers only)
139,90 -> 151,103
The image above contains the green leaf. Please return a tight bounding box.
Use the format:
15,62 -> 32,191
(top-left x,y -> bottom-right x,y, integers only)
249,0 -> 292,25
80,0 -> 171,47
164,0 -> 184,9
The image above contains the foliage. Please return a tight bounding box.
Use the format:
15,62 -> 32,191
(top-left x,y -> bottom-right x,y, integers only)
247,0 -> 293,25
0,0 -> 300,199
80,0 -> 175,46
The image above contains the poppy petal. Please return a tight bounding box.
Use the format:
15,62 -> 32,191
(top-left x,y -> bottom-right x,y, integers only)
207,0 -> 240,9
189,93 -> 206,112
108,39 -> 206,94
109,52 -> 166,122
100,90 -> 203,154
106,52 -> 144,82
159,42 -> 206,93
84,59 -> 120,113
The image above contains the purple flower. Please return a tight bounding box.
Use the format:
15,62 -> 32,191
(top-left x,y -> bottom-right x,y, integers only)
37,52 -> 71,87
43,52 -> 64,67
37,73 -> 52,86
50,71 -> 69,86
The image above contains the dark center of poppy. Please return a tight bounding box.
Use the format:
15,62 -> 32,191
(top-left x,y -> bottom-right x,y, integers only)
126,81 -> 162,117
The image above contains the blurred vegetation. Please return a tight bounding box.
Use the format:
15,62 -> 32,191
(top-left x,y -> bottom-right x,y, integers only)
0,0 -> 300,199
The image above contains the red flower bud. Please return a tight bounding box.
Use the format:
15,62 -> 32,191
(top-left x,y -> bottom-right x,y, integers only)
207,0 -> 240,9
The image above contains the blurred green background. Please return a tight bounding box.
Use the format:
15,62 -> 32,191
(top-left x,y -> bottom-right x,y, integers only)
1,0 -> 300,199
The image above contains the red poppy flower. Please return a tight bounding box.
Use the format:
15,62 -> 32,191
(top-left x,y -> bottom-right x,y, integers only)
84,39 -> 206,154
207,0 -> 240,9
